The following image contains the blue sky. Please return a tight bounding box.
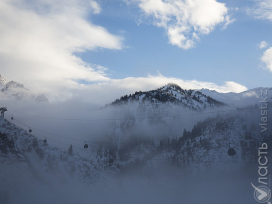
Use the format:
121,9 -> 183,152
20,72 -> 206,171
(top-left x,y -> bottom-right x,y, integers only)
0,0 -> 272,102
79,0 -> 271,89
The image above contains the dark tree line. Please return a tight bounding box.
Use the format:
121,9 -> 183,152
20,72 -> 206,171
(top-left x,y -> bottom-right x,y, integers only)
0,132 -> 15,154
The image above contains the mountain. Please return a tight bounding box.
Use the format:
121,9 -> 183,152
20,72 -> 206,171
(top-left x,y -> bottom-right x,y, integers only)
0,74 -> 49,103
199,87 -> 272,107
99,84 -> 272,171
107,83 -> 272,110
106,83 -> 225,111
101,83 -> 272,141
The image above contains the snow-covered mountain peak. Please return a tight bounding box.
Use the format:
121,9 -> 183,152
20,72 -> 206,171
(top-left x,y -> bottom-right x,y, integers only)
2,81 -> 27,91
106,83 -> 225,111
0,74 -> 49,103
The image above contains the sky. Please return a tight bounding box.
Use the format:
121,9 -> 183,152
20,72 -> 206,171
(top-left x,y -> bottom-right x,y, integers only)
0,0 -> 272,103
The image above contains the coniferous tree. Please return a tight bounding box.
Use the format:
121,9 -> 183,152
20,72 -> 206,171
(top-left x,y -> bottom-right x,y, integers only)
68,144 -> 73,156
32,138 -> 38,148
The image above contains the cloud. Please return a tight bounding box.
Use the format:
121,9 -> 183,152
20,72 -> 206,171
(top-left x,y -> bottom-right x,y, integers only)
116,74 -> 247,94
0,0 -> 123,98
0,0 -> 246,103
259,41 -> 268,49
222,15 -> 235,30
126,0 -> 232,49
90,0 -> 101,14
0,72 -> 247,104
248,0 -> 272,21
65,73 -> 247,106
261,47 -> 272,71
242,91 -> 258,98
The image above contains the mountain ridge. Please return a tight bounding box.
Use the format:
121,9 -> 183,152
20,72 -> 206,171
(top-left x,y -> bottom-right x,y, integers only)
105,83 -> 226,111
199,87 -> 272,107
103,83 -> 272,111
0,74 -> 49,103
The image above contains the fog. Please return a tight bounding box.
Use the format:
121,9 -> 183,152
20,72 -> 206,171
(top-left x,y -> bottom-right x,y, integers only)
0,160 -> 261,204
0,97 -> 241,150
0,97 -> 270,204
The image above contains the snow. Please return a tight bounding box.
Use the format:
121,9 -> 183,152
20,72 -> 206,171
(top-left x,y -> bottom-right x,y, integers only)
199,87 -> 272,107
0,117 -> 119,185
0,74 -> 49,103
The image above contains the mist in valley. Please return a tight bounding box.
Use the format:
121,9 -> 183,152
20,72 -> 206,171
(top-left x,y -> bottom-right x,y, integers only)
0,156 -> 261,204
1,96 -> 271,204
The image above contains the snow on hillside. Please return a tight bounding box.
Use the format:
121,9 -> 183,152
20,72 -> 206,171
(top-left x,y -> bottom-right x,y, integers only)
1,104 -> 268,180
0,116 -> 121,185
107,109 -> 272,174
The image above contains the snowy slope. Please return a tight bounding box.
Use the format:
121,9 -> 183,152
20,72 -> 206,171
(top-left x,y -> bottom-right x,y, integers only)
2,107 -> 267,179
0,117 -> 121,185
96,83 -> 272,173
100,110 -> 272,175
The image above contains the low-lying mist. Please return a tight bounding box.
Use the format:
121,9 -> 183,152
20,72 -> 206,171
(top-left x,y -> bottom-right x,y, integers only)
0,160 -> 260,204
0,97 -> 246,150
0,97 -> 269,204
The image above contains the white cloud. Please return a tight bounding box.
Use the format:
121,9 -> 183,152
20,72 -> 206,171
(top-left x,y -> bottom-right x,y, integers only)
261,47 -> 272,71
222,15 -> 235,30
0,71 -> 247,104
242,91 -> 258,98
248,0 -> 272,21
0,0 -> 123,98
127,0 -> 232,49
0,0 -> 246,103
67,73 -> 247,105
259,41 -> 268,49
90,0 -> 101,14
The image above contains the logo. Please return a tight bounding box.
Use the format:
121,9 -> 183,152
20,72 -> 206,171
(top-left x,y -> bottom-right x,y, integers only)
252,183 -> 271,203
